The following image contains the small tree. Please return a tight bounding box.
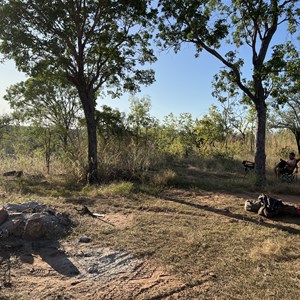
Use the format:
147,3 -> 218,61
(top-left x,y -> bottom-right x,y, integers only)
4,78 -> 81,151
96,105 -> 127,145
160,112 -> 196,157
193,105 -> 227,154
0,114 -> 13,154
268,48 -> 300,154
0,114 -> 12,130
126,96 -> 161,170
270,96 -> 300,155
127,96 -> 153,145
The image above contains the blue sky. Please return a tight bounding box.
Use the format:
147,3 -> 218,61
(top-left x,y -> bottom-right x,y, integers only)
0,46 -> 224,121
101,47 -> 224,120
0,23 -> 295,122
0,1 -> 298,123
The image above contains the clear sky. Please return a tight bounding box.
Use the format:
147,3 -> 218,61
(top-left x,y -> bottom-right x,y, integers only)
0,22 -> 295,122
0,45 -> 224,121
0,1 -> 298,123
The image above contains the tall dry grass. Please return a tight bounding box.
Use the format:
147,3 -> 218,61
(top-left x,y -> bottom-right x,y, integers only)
0,128 -> 298,196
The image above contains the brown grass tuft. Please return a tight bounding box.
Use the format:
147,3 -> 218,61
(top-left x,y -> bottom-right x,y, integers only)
249,238 -> 291,262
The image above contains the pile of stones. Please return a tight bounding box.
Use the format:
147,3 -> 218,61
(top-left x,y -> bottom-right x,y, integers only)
0,201 -> 71,240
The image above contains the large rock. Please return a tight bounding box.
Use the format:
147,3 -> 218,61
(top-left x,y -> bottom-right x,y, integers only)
0,201 -> 71,240
0,207 -> 8,225
0,218 -> 25,237
23,213 -> 45,240
4,201 -> 46,213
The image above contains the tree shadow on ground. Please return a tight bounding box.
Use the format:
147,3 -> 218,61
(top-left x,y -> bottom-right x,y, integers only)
160,195 -> 300,235
31,240 -> 80,276
276,215 -> 300,226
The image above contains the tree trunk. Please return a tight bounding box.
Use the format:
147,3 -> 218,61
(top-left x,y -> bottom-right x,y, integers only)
45,128 -> 52,175
294,130 -> 300,156
254,100 -> 267,186
62,125 -> 69,152
86,113 -> 98,184
78,88 -> 99,184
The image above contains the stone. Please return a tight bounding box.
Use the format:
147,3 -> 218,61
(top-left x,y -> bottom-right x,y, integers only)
0,207 -> 8,225
79,235 -> 92,243
3,170 -> 23,177
0,201 -> 71,240
4,201 -> 46,213
0,218 -> 25,237
23,215 -> 45,240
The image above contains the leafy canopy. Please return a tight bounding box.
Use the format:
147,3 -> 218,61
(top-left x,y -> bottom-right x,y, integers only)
0,0 -> 157,98
158,0 -> 300,105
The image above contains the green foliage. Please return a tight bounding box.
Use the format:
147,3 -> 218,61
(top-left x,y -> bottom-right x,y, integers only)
127,96 -> 158,142
195,105 -> 227,144
164,138 -> 187,158
4,77 -> 81,130
157,0 -> 300,183
0,0 -> 157,97
0,114 -> 12,129
128,96 -> 153,128
152,169 -> 178,186
0,95 -> 297,186
0,0 -> 157,183
159,112 -> 196,157
99,181 -> 135,197
269,43 -> 300,105
97,105 -> 127,142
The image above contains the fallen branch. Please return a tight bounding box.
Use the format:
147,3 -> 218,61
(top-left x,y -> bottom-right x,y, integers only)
75,205 -> 115,227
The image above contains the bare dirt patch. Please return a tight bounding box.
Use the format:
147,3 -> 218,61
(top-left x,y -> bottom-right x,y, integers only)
0,209 -> 211,300
1,188 -> 300,300
102,213 -> 134,229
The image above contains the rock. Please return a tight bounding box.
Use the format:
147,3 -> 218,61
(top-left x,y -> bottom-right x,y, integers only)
3,203 -> 27,212
0,201 -> 71,241
23,214 -> 45,240
0,218 -> 25,237
0,207 -> 8,225
79,235 -> 92,243
57,212 -> 71,226
4,201 -> 46,213
3,170 -> 23,177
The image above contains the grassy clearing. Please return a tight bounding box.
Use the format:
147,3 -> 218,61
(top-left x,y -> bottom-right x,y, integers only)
72,189 -> 300,299
1,157 -> 300,299
61,188 -> 300,299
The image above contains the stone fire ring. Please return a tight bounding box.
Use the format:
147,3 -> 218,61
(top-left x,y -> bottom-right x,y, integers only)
0,201 -> 71,240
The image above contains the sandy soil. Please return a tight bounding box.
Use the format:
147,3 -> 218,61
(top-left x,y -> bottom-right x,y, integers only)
0,211 -> 212,300
1,193 -> 299,300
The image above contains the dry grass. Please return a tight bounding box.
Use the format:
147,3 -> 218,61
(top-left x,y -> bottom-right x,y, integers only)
1,156 -> 300,299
